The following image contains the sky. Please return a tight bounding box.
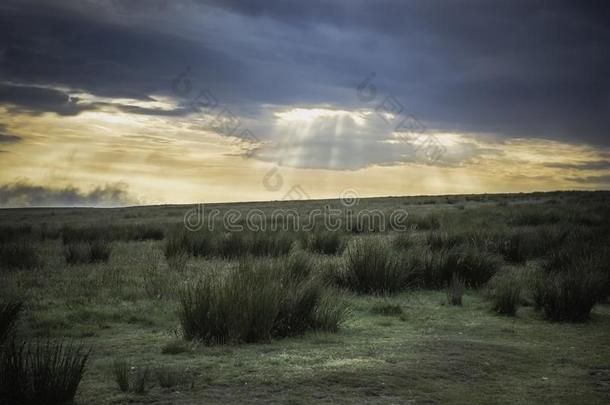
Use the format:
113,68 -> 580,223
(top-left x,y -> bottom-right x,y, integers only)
0,0 -> 609,207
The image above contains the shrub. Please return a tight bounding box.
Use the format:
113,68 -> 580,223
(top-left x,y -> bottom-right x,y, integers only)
418,245 -> 501,288
487,270 -> 521,316
179,263 -> 282,344
178,258 -> 346,344
0,241 -> 41,270
0,301 -> 23,344
340,238 -> 409,294
446,274 -> 465,306
303,231 -> 344,255
533,253 -> 606,321
0,340 -> 90,405
64,240 -> 111,264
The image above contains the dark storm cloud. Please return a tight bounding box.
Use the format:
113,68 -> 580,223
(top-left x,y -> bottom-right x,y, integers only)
0,0 -> 243,102
0,124 -> 21,143
0,83 -> 99,116
0,0 -> 608,147
0,181 -> 136,207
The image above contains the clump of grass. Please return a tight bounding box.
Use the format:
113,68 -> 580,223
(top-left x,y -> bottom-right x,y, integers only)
142,249 -> 175,299
132,367 -> 150,394
111,360 -> 150,394
0,340 -> 90,405
302,231 -> 344,255
178,256 -> 347,344
311,290 -> 350,333
418,245 -> 502,288
487,270 -> 521,316
164,226 -> 190,259
0,241 -> 41,271
533,251 -> 606,322
411,213 -> 441,230
446,274 -> 465,306
112,359 -> 130,392
0,301 -> 23,344
64,240 -> 111,265
340,238 -> 409,294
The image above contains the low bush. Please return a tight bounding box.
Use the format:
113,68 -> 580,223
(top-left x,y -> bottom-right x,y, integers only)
178,256 -> 347,344
0,340 -> 90,405
165,226 -> 297,259
302,231 -> 344,255
418,245 -> 501,288
533,252 -> 606,321
0,301 -> 23,344
487,270 -> 521,316
340,238 -> 409,294
64,240 -> 111,264
0,241 -> 41,270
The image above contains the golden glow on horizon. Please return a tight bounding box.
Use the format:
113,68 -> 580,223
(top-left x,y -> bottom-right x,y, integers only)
0,106 -> 609,205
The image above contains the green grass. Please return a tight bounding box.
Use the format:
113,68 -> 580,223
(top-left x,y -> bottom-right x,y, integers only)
0,191 -> 609,404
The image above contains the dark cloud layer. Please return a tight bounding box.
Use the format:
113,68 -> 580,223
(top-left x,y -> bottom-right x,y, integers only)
0,123 -> 21,143
0,0 -> 608,145
0,181 -> 136,208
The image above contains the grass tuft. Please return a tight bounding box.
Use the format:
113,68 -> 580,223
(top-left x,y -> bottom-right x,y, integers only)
0,340 -> 90,405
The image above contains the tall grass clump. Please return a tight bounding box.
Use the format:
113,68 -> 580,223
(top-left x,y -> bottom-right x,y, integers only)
340,238 -> 409,294
0,340 -> 90,405
178,254 -> 346,344
418,245 -> 502,288
486,270 -> 521,316
0,301 -> 23,344
0,241 -> 41,271
64,240 -> 111,265
533,250 -> 606,321
410,213 -> 442,230
302,231 -> 344,255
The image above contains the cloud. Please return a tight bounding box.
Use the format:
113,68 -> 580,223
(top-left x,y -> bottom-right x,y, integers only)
546,160 -> 610,170
0,0 -> 608,176
0,83 -> 100,116
567,174 -> 610,185
0,181 -> 137,207
0,123 -> 21,143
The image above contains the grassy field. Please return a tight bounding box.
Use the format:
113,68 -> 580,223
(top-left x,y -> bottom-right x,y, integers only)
1,191 -> 609,404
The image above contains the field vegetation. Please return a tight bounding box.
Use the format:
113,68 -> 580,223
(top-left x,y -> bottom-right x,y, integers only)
0,191 -> 609,404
